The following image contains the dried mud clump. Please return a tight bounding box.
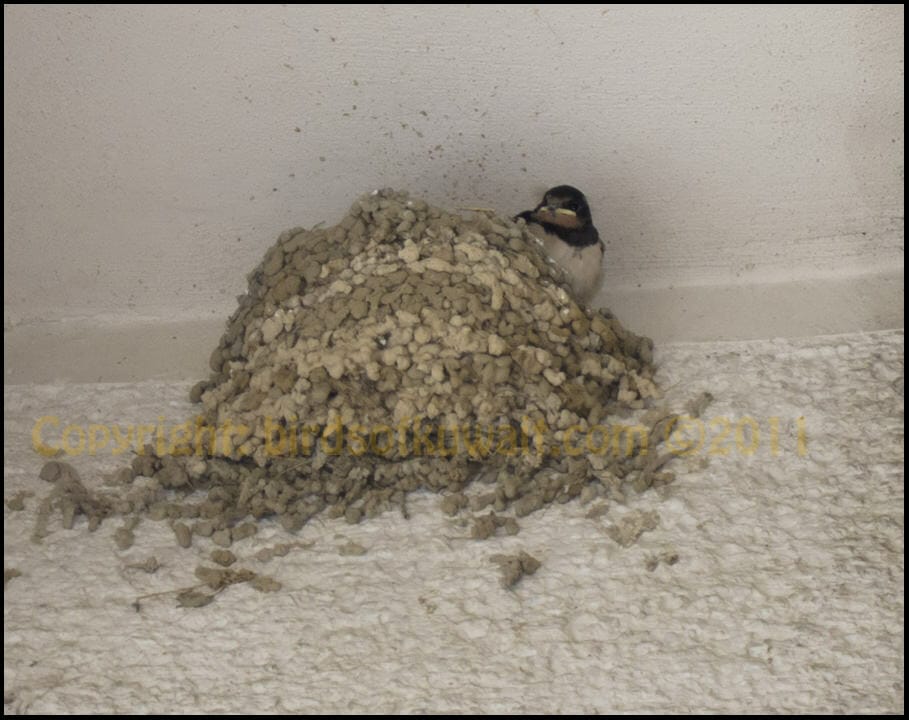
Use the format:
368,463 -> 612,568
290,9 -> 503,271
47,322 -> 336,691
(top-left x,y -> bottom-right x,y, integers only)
491,551 -> 542,588
37,189 -> 675,549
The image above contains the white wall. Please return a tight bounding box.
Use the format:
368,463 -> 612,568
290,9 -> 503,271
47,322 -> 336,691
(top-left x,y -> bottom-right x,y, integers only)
3,4 -> 904,329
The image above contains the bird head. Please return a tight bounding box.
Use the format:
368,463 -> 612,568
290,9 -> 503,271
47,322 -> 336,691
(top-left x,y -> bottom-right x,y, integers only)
531,185 -> 593,230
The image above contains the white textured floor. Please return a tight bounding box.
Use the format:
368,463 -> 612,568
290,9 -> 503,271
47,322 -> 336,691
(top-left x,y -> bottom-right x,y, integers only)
3,331 -> 904,714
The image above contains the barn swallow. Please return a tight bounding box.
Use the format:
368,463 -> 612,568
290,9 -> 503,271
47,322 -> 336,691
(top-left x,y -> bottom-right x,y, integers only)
516,185 -> 604,305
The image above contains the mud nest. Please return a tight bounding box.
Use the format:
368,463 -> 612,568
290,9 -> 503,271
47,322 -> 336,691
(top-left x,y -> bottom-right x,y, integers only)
36,189 -> 678,546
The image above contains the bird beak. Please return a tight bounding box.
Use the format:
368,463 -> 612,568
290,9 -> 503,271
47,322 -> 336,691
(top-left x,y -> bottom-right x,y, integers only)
536,205 -> 577,218
534,205 -> 580,228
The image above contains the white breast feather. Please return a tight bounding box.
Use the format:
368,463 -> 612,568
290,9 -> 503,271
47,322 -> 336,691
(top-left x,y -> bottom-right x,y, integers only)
528,224 -> 604,305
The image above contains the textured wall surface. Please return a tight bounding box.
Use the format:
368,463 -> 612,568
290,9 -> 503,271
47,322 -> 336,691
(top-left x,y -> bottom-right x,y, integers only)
3,4 -> 904,327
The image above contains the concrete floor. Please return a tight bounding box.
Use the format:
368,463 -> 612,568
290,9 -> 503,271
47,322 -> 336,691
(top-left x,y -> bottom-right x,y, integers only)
3,330 -> 904,713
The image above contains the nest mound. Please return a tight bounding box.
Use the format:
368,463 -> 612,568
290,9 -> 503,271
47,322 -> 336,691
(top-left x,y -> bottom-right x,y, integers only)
39,190 -> 672,543
195,188 -> 656,455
